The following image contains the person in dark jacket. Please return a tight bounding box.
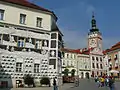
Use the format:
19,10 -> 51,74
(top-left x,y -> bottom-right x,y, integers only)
109,77 -> 115,90
53,78 -> 58,90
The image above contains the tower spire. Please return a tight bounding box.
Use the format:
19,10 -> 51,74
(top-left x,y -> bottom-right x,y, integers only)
91,12 -> 96,29
90,12 -> 99,32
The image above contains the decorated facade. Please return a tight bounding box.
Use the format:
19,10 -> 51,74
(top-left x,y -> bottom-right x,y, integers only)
0,0 -> 63,88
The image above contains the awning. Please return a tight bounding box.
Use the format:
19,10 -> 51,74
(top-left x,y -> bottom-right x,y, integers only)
109,70 -> 119,73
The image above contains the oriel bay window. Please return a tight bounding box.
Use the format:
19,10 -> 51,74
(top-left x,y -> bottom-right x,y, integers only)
49,59 -> 56,69
0,34 -> 2,44
51,40 -> 56,48
51,33 -> 57,39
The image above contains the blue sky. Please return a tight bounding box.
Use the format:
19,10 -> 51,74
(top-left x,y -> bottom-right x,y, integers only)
29,0 -> 120,50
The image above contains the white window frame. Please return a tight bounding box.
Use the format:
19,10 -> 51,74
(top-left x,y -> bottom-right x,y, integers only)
36,17 -> 42,27
0,9 -> 4,20
16,63 -> 22,72
20,14 -> 26,24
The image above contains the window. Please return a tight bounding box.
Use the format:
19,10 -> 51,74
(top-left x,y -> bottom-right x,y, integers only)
96,63 -> 99,68
92,63 -> 95,68
36,17 -> 42,27
51,40 -> 56,48
58,51 -> 61,58
67,54 -> 69,58
51,33 -> 57,39
100,57 -> 102,62
62,52 -> 65,57
0,9 -> 4,20
100,64 -> 103,69
96,57 -> 98,61
18,40 -> 24,47
114,54 -> 117,59
16,63 -> 22,72
20,14 -> 26,24
0,34 -> 2,44
34,64 -> 40,73
58,34 -> 62,41
49,59 -> 56,69
3,34 -> 9,41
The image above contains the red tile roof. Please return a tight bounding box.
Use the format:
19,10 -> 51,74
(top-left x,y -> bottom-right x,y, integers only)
0,0 -> 57,19
61,48 -> 81,54
61,48 -> 91,55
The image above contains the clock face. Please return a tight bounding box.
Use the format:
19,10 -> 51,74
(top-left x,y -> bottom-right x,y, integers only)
89,39 -> 96,47
95,48 -> 99,52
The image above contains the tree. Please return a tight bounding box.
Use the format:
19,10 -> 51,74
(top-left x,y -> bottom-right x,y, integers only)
71,69 -> 76,76
40,77 -> 50,87
63,68 -> 69,76
24,74 -> 34,87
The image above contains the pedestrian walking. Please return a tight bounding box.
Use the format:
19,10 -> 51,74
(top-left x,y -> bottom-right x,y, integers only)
53,78 -> 58,90
105,77 -> 109,86
109,77 -> 115,90
100,77 -> 105,87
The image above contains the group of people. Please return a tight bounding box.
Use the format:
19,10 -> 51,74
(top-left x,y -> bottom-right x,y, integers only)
94,75 -> 115,90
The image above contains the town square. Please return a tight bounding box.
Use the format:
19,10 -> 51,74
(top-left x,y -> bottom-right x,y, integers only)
0,0 -> 120,90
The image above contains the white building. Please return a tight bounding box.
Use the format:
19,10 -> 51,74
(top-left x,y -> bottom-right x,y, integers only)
61,48 -> 78,76
0,0 -> 63,88
61,48 -> 91,78
77,53 -> 91,78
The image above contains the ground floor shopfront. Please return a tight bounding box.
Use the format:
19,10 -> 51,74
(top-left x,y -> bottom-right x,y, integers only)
79,70 -> 91,78
0,77 -> 63,88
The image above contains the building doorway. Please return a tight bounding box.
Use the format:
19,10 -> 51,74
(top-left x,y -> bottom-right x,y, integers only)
92,71 -> 94,77
81,72 -> 84,78
85,72 -> 89,79
16,80 -> 22,88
